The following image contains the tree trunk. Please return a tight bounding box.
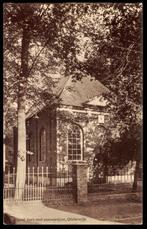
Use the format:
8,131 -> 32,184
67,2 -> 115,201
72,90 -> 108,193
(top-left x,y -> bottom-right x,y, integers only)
3,113 -> 6,185
132,160 -> 140,192
15,26 -> 30,200
15,104 -> 26,199
3,140 -> 6,173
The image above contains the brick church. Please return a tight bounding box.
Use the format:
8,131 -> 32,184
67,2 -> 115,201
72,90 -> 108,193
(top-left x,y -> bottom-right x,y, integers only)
14,75 -> 109,176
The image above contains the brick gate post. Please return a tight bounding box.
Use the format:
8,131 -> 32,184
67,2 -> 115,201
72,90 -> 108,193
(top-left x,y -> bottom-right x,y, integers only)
72,161 -> 88,204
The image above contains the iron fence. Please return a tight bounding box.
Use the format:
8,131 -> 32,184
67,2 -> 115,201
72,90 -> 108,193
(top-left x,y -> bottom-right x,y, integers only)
4,161 -> 142,203
4,165 -> 74,203
88,161 -> 142,194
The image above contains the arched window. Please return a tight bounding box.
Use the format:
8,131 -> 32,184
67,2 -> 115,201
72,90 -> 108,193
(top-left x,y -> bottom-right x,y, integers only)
68,124 -> 83,161
39,128 -> 46,161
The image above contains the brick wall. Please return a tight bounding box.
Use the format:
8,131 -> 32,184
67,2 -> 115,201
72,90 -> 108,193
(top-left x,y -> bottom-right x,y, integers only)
13,105 -> 109,176
56,107 -> 109,177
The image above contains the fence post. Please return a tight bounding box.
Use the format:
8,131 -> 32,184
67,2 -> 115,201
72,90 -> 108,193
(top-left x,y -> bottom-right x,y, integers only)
72,161 -> 88,204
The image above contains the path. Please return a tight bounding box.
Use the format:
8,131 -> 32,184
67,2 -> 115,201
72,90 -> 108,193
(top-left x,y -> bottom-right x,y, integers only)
4,200 -> 122,225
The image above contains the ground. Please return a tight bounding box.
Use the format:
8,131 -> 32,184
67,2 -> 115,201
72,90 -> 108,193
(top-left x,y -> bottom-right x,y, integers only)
4,192 -> 143,225
56,198 -> 142,225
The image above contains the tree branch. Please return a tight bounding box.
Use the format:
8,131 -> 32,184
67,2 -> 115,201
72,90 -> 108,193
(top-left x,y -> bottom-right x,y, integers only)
117,43 -> 134,78
27,38 -> 52,76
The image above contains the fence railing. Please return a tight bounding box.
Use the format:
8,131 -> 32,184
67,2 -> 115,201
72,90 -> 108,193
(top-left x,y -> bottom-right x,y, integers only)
4,165 -> 73,202
87,161 -> 141,193
4,162 -> 142,202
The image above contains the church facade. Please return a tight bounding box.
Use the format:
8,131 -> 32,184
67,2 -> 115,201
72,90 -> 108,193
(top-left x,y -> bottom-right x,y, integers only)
14,76 -> 109,177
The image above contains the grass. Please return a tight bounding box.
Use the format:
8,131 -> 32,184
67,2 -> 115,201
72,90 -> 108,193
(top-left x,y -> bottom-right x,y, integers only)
56,197 -> 142,224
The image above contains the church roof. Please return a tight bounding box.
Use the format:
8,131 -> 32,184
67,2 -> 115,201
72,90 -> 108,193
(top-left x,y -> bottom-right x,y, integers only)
26,75 -> 109,119
56,75 -> 109,107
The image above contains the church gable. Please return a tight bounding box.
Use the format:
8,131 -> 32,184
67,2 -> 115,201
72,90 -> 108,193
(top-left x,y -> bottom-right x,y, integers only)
83,95 -> 107,107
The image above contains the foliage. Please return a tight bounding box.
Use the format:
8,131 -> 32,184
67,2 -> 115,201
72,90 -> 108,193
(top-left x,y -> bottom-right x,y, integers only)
86,3 -> 143,167
4,3 -> 142,162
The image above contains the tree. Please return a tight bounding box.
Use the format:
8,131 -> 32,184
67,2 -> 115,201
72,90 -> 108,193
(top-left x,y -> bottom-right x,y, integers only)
55,3 -> 142,190
83,3 -> 142,191
4,4 -> 36,199
4,3 -> 67,199
4,3 -> 103,199
4,3 -> 142,198
104,3 -> 142,191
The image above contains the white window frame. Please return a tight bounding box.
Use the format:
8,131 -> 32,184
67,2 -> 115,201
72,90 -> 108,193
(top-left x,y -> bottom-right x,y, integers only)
67,124 -> 83,161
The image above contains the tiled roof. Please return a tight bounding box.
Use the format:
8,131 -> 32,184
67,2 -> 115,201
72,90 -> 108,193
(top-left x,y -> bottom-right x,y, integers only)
58,75 -> 109,107
26,75 -> 109,119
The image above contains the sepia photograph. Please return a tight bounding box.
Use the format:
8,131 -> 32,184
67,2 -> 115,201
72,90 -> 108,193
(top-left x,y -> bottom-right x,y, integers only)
3,2 -> 143,225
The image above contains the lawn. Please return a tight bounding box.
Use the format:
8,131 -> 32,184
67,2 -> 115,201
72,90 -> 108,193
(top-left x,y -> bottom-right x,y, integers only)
56,198 -> 142,225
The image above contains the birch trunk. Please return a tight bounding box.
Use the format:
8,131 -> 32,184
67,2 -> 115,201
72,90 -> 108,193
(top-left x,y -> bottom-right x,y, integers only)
15,26 -> 30,200
15,99 -> 27,199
